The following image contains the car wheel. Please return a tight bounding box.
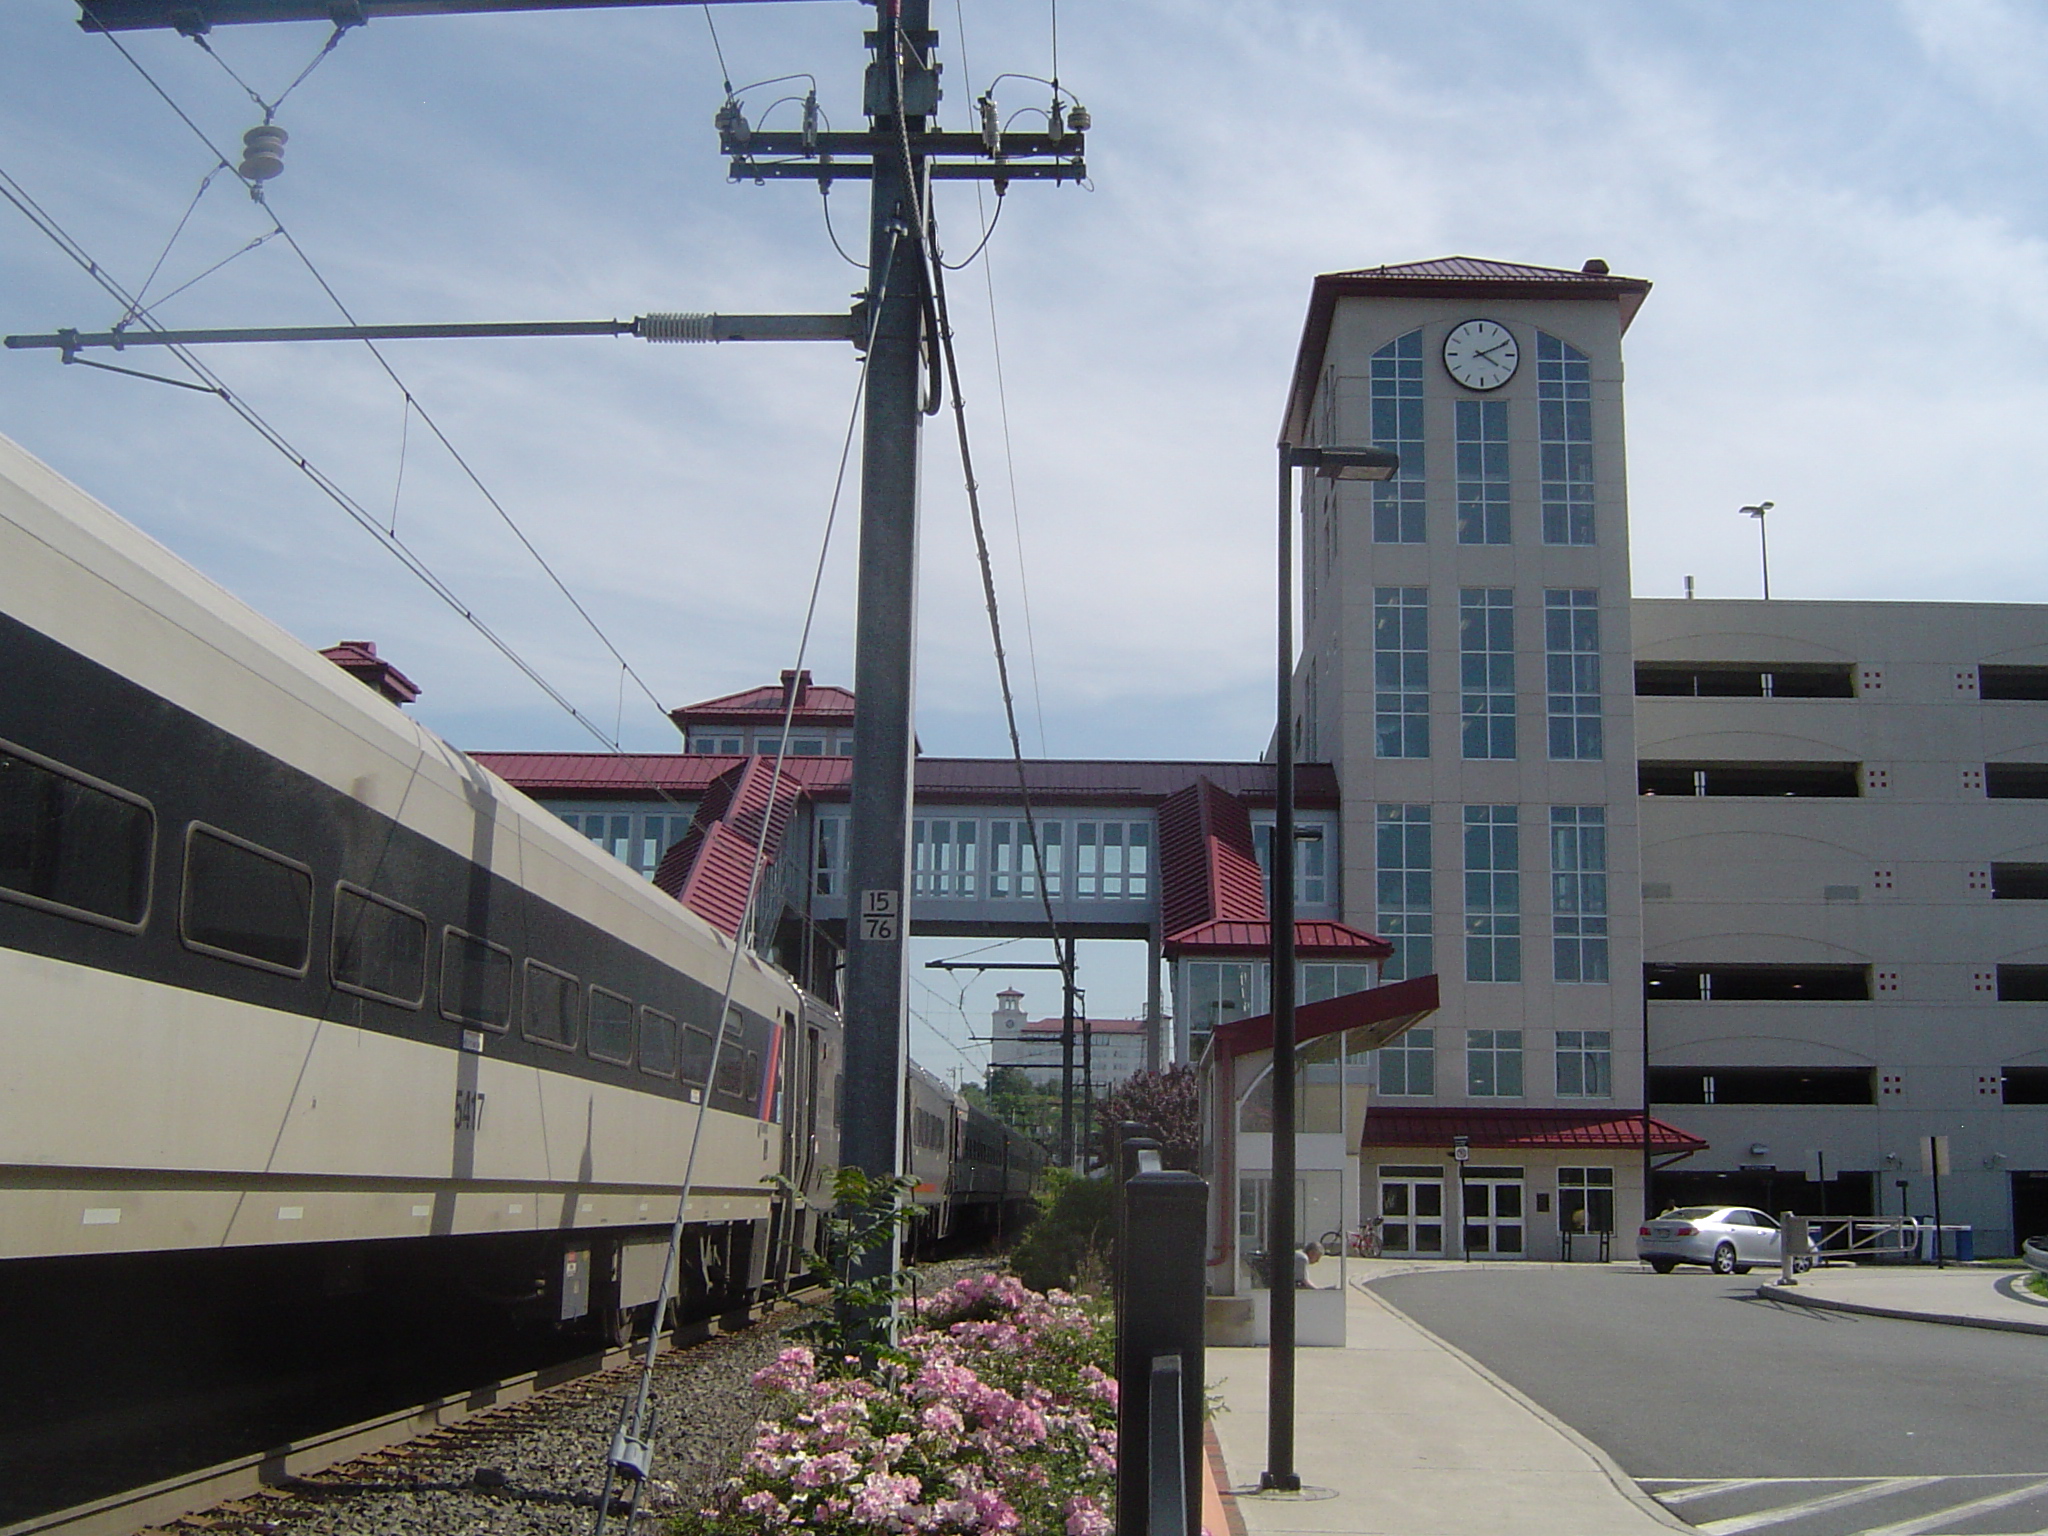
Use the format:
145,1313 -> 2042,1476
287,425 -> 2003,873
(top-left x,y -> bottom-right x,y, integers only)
1648,1259 -> 1676,1274
1793,1257 -> 1814,1274
1711,1242 -> 1738,1275
1732,1264 -> 1752,1275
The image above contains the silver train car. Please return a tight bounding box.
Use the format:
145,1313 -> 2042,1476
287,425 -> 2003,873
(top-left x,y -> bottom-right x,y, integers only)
0,433 -> 1038,1337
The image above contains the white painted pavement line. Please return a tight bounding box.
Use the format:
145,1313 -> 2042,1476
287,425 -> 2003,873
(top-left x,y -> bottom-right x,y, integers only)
1658,1479 -> 1830,1507
1695,1477 -> 1939,1535
1851,1477 -> 2048,1536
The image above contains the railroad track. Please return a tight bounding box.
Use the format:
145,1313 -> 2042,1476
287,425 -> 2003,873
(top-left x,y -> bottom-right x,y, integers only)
2,1299 -> 814,1536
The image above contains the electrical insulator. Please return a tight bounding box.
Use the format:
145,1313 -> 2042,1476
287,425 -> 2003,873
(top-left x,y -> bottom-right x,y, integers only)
714,100 -> 751,147
238,124 -> 287,182
1067,103 -> 1091,132
978,93 -> 1000,153
801,89 -> 819,151
1047,100 -> 1064,138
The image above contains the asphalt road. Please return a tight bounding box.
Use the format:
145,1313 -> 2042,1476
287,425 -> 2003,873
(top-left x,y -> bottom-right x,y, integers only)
1373,1266 -> 2048,1480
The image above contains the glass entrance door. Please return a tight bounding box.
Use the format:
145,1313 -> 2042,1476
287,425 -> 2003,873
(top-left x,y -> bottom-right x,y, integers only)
1461,1166 -> 1526,1257
1377,1165 -> 1445,1255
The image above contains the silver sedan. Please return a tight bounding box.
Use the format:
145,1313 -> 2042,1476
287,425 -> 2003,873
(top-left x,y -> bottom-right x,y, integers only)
1638,1206 -> 1811,1275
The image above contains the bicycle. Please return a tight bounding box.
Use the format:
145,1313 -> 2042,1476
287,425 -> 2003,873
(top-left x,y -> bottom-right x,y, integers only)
1346,1217 -> 1386,1258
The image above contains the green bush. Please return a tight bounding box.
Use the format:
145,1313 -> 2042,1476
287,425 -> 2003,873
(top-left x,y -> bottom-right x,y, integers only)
1009,1169 -> 1115,1295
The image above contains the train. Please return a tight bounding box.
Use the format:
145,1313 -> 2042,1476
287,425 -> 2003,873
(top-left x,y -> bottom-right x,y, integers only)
0,430 -> 1042,1342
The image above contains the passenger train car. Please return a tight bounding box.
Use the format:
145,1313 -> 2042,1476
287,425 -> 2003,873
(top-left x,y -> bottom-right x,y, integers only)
0,432 -> 1039,1339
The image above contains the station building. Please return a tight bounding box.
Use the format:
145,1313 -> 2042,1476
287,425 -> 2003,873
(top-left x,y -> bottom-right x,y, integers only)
471,256 -> 2048,1259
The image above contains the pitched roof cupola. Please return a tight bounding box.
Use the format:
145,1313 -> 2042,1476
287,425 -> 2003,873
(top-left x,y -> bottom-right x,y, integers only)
320,640 -> 421,706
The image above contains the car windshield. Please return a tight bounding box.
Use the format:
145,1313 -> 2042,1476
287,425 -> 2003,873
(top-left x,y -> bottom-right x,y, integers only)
1661,1207 -> 1719,1220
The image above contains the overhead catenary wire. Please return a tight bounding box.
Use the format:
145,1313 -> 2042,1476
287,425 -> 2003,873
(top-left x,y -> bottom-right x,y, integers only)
82,19 -> 682,739
917,212 -> 1079,1084
0,163 -> 632,756
951,0 -> 1050,756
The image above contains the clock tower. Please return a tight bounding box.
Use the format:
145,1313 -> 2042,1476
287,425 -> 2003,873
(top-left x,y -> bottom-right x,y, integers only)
1282,256 -> 1657,1256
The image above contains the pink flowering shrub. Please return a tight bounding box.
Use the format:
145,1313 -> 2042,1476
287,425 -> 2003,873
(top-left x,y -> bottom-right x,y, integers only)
682,1273 -> 1117,1535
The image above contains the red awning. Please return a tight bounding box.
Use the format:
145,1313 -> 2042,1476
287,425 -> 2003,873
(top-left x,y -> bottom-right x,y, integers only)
1359,1106 -> 1707,1153
1164,917 -> 1395,961
1210,973 -> 1439,1062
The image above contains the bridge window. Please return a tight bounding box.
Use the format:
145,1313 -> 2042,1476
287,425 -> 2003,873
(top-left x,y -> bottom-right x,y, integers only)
813,814 -> 846,896
912,818 -> 981,899
1074,820 -> 1151,899
988,819 -> 1062,899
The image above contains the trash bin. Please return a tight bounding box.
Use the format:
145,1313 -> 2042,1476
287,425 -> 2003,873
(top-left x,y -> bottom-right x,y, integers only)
1956,1227 -> 1975,1263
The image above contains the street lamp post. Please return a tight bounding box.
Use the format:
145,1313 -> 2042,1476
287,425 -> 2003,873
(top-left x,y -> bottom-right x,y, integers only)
1265,443 -> 1398,1493
1740,502 -> 1775,599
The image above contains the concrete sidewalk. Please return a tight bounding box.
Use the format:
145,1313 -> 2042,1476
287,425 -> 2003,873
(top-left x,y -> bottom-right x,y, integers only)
1757,1262 -> 2048,1334
1205,1279 -> 1684,1536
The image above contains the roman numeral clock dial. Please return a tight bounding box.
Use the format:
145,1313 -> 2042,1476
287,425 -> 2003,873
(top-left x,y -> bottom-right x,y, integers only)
1443,319 -> 1519,390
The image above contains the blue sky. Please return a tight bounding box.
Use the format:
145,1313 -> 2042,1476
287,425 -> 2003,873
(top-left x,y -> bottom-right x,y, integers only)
5,0 -> 2048,1048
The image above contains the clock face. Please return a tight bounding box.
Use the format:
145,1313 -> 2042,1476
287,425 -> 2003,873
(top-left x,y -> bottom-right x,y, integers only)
1443,319 -> 1519,391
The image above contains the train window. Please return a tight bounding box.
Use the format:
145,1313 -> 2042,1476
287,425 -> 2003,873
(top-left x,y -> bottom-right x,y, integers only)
639,1007 -> 679,1077
588,987 -> 634,1064
330,884 -> 426,1007
715,1017 -> 747,1098
522,960 -> 580,1049
439,928 -> 512,1031
0,741 -> 155,932
679,1023 -> 714,1088
181,825 -> 312,975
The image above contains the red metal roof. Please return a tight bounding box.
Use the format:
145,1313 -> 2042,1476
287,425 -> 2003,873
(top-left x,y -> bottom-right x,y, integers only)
1359,1106 -> 1708,1154
670,669 -> 857,729
1164,918 -> 1394,961
1211,974 -> 1440,1060
652,756 -> 805,938
1157,778 -> 1268,937
320,639 -> 420,705
473,751 -> 1338,809
1323,256 -> 1634,284
1015,1017 -> 1148,1037
1281,255 -> 1652,448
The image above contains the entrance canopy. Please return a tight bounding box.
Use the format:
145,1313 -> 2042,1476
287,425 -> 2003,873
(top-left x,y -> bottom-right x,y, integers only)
1207,972 -> 1440,1066
1360,1105 -> 1706,1154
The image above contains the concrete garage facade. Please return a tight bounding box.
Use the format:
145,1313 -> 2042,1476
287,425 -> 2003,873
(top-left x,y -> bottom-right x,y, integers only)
1635,598 -> 2048,1254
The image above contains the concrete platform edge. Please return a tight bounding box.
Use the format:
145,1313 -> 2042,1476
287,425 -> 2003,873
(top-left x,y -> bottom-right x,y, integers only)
1358,1280 -> 1695,1534
1203,1421 -> 1247,1536
1753,1281 -> 2048,1336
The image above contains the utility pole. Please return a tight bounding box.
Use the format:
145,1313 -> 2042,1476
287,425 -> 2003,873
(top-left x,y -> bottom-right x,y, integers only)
711,2 -> 1087,1272
837,0 -> 935,1286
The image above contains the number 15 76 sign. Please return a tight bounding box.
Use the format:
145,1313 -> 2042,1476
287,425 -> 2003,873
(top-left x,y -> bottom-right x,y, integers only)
860,889 -> 900,942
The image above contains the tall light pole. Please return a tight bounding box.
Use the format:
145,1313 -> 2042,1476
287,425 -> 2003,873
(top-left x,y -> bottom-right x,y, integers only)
1265,442 -> 1397,1493
1740,501 -> 1775,599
